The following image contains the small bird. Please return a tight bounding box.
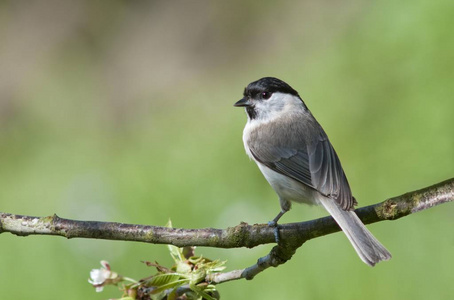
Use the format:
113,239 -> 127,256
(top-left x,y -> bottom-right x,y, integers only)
234,77 -> 391,266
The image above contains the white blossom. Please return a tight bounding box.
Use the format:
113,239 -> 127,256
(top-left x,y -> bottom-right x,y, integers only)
88,260 -> 119,292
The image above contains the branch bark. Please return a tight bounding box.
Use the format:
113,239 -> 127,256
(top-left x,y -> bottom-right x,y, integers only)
1,178 -> 453,284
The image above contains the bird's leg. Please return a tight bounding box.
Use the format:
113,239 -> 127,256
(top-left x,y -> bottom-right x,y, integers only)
268,199 -> 291,244
268,210 -> 286,227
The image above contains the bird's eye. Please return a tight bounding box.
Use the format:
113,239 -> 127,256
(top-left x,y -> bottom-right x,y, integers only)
261,92 -> 272,100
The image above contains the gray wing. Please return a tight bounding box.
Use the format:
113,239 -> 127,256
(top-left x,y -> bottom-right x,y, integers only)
307,133 -> 356,210
249,123 -> 356,210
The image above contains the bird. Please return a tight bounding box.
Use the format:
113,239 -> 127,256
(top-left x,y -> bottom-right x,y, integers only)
234,77 -> 391,266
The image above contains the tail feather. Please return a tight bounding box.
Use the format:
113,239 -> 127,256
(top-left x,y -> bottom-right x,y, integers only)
317,195 -> 391,266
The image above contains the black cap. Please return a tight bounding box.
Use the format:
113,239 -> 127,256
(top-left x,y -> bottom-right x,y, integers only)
243,77 -> 299,98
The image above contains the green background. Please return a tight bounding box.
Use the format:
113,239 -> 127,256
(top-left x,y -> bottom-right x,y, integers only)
0,1 -> 453,299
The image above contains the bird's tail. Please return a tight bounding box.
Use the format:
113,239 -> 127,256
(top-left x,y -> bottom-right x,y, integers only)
316,195 -> 392,266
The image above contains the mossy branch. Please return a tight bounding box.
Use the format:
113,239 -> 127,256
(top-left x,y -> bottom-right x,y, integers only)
1,178 -> 453,284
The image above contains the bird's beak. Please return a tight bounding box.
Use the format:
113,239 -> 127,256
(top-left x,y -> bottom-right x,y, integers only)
234,97 -> 252,107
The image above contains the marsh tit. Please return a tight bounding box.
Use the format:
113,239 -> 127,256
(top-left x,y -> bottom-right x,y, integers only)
234,77 -> 391,266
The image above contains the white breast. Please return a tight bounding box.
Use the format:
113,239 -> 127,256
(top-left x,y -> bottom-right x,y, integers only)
242,119 -> 256,159
256,162 -> 316,205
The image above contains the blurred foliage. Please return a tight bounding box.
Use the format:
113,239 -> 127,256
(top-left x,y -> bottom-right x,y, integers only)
0,0 -> 452,299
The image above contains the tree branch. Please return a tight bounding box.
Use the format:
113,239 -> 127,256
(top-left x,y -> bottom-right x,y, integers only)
1,178 -> 453,284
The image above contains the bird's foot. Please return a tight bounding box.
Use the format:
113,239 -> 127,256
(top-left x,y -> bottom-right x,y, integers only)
268,209 -> 287,244
267,220 -> 281,244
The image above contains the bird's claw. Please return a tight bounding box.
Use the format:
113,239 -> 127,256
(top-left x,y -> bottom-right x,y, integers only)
267,220 -> 277,227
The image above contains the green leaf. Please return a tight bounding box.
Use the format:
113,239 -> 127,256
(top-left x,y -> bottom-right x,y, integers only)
204,259 -> 227,273
189,283 -> 216,300
168,244 -> 183,263
151,279 -> 188,295
146,273 -> 182,287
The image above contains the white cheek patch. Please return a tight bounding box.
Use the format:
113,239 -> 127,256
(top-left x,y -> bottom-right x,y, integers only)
249,93 -> 303,124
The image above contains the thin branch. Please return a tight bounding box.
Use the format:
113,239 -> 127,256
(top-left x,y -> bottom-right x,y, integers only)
1,178 -> 453,284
